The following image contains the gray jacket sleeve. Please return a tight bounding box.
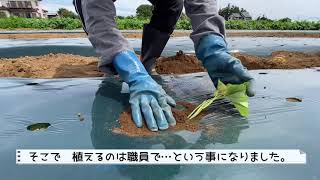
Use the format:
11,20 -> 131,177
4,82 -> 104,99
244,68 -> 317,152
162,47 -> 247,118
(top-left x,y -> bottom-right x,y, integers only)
184,0 -> 226,48
80,0 -> 133,73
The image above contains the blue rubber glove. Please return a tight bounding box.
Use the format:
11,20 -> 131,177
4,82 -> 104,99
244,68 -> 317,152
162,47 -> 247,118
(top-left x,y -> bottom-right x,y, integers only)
196,34 -> 255,97
113,51 -> 176,131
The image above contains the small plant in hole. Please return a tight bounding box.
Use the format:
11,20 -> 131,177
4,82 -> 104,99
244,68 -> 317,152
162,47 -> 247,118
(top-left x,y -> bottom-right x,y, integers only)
188,80 -> 249,119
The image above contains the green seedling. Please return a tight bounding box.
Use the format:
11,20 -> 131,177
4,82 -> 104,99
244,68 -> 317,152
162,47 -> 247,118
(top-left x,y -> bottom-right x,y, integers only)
188,80 -> 249,119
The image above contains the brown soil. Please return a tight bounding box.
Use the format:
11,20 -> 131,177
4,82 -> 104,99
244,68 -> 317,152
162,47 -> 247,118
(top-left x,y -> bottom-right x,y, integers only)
0,53 -> 103,78
0,51 -> 320,78
0,33 -> 87,39
286,97 -> 302,102
121,31 -> 192,39
235,51 -> 320,70
1,31 -> 320,39
227,31 -> 320,38
155,51 -> 205,74
123,31 -> 320,38
155,50 -> 320,74
112,101 -> 208,137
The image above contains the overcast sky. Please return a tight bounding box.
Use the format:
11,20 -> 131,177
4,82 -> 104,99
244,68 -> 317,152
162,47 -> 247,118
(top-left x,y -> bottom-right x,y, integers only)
42,0 -> 320,20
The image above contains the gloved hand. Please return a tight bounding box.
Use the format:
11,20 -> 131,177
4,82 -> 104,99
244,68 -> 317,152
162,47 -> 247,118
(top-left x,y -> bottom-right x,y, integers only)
113,51 -> 176,131
196,34 -> 255,97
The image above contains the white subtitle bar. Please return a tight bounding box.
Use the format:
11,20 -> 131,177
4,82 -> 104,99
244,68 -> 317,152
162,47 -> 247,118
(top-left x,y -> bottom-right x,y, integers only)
16,149 -> 306,165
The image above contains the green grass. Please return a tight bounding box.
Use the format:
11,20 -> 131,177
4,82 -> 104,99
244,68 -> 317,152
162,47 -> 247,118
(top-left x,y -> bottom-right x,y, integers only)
225,20 -> 320,30
0,17 -> 319,30
0,17 -> 82,30
116,17 -> 149,30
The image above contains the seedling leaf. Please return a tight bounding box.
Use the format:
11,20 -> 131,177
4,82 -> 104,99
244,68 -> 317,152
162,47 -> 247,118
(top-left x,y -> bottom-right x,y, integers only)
188,80 -> 249,119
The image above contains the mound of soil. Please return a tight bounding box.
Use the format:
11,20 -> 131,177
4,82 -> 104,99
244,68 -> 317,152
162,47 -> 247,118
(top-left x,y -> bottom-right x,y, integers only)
1,51 -> 320,78
235,51 -> 320,69
0,53 -> 103,78
155,51 -> 205,74
0,33 -> 87,39
155,51 -> 320,74
227,31 -> 320,38
112,101 -> 208,137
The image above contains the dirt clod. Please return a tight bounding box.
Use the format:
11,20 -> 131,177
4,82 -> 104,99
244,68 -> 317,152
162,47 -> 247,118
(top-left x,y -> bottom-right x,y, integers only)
112,101 -> 207,137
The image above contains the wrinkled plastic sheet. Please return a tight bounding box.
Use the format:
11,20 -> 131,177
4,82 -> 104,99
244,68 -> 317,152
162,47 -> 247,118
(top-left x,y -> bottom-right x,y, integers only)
0,69 -> 320,180
0,37 -> 320,58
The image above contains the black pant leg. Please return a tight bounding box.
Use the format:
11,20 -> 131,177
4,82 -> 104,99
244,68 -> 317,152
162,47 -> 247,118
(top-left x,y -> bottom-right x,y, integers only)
73,0 -> 88,34
148,0 -> 183,33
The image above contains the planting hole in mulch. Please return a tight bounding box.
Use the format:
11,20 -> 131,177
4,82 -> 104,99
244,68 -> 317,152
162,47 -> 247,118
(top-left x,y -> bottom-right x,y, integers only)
286,97 -> 302,102
26,82 -> 39,86
259,72 -> 268,75
27,123 -> 51,131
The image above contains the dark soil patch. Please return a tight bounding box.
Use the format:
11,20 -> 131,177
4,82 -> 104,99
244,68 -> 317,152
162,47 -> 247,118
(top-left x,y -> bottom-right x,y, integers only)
112,101 -> 209,137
